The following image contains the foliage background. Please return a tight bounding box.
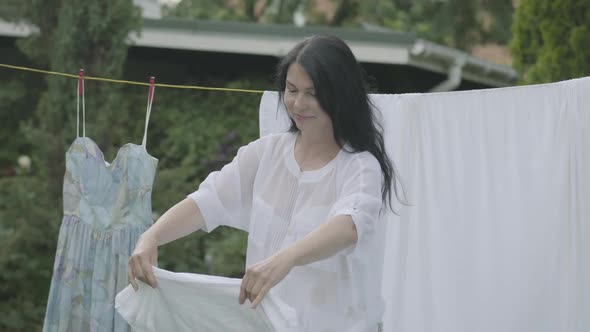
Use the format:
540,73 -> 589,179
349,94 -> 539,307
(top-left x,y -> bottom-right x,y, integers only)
164,0 -> 515,51
1,0 -> 589,330
510,0 -> 590,84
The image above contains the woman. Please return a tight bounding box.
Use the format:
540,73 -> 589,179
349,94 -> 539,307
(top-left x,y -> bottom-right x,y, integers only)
128,34 -> 405,331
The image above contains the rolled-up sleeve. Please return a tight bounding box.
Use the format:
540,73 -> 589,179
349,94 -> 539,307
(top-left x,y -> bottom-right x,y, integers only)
329,152 -> 383,252
188,136 -> 270,232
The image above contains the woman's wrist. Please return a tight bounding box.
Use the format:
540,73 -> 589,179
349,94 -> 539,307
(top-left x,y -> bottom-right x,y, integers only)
139,230 -> 160,246
279,246 -> 299,268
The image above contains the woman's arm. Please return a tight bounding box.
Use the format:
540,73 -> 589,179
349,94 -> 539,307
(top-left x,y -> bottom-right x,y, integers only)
240,214 -> 358,308
242,153 -> 383,308
128,198 -> 205,290
143,197 -> 206,246
128,135 -> 272,291
286,214 -> 357,266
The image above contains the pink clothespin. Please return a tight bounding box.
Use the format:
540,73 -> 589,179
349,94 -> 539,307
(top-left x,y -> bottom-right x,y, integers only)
142,77 -> 156,148
148,76 -> 155,104
77,68 -> 86,137
78,69 -> 85,96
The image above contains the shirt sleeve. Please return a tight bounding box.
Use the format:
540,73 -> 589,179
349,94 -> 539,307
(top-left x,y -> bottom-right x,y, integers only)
329,151 -> 383,254
187,135 -> 272,233
329,152 -> 387,321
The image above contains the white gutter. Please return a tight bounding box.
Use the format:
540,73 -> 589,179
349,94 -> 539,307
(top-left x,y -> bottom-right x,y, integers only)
410,39 -> 517,89
429,56 -> 466,92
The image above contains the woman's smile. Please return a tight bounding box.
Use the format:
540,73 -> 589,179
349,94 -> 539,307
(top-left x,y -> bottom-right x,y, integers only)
294,113 -> 315,121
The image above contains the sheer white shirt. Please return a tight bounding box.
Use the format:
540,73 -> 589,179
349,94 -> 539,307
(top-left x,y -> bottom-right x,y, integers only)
189,132 -> 386,332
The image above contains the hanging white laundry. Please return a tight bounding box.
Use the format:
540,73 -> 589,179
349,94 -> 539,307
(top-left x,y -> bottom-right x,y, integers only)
258,77 -> 590,332
115,267 -> 299,332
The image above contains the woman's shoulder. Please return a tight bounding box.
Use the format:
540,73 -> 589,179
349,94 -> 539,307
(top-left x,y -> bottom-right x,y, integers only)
336,149 -> 383,191
259,131 -> 295,147
339,148 -> 380,172
247,131 -> 295,155
259,131 -> 295,143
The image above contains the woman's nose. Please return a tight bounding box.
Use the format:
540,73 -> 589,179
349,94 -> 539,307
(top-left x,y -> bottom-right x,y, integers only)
293,94 -> 306,109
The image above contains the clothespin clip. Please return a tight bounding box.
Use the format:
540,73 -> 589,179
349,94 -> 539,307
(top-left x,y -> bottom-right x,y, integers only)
77,68 -> 86,137
142,76 -> 156,148
148,76 -> 155,105
78,69 -> 85,96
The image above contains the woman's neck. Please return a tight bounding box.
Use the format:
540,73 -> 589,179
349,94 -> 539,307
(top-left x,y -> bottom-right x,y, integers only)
294,130 -> 341,171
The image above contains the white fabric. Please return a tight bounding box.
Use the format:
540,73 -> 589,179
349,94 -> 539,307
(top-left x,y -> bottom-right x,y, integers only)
259,77 -> 590,332
115,267 -> 299,332
189,131 -> 386,331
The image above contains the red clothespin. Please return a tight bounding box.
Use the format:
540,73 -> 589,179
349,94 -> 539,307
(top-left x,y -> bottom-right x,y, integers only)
78,69 -> 85,96
148,76 -> 155,104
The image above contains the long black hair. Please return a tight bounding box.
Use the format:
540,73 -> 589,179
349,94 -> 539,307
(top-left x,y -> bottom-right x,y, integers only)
276,34 -> 408,213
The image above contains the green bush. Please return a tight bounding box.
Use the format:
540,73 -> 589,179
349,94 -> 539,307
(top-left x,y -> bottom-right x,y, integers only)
511,0 -> 590,84
0,176 -> 60,330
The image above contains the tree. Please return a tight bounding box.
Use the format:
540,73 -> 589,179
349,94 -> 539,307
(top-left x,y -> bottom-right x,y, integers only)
0,1 -> 141,330
165,0 -> 515,51
14,0 -> 142,195
163,0 -> 240,20
163,0 -> 307,23
511,0 -> 590,84
343,0 -> 513,50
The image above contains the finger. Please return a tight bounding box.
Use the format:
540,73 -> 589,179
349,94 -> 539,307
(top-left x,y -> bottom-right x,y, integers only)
251,285 -> 271,309
249,278 -> 265,303
246,291 -> 253,303
239,275 -> 249,304
140,257 -> 157,288
239,285 -> 250,304
148,249 -> 158,267
243,273 -> 257,301
128,259 -> 138,291
131,256 -> 147,290
131,256 -> 146,281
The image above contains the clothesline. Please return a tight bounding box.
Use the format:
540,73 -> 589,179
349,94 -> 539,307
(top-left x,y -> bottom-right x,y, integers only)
0,63 -> 265,94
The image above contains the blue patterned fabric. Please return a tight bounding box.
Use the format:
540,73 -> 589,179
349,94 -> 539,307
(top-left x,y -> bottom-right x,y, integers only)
43,137 -> 158,332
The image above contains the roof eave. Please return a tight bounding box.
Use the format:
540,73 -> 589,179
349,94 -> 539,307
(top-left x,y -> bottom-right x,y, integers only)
0,17 -> 518,87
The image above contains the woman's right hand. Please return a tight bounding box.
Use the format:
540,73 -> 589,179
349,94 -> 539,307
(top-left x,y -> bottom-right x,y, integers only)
128,233 -> 159,291
126,198 -> 206,291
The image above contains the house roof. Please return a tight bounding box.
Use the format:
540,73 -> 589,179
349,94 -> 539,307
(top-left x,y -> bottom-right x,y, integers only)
0,16 -> 518,87
137,18 -> 517,87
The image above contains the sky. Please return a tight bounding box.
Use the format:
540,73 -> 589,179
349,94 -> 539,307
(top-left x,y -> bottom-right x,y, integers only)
159,0 -> 181,4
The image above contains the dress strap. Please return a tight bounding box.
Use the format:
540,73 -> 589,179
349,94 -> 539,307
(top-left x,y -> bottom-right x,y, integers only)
141,77 -> 155,148
76,69 -> 86,138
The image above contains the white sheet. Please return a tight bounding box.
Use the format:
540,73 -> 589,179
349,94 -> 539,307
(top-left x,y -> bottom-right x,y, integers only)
115,267 -> 299,332
258,77 -> 590,332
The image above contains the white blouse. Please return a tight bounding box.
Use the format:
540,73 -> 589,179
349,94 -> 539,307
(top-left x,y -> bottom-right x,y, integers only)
189,131 -> 386,332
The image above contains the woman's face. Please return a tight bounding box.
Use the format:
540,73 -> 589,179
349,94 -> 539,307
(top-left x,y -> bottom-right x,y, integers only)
284,62 -> 333,135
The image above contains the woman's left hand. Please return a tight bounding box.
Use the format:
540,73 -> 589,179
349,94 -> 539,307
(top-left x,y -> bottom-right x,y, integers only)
239,250 -> 295,308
